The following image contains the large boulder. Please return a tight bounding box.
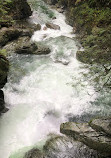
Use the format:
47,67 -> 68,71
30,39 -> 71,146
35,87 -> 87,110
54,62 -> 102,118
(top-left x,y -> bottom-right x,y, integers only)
0,23 -> 41,47
43,135 -> 99,158
60,120 -> 111,156
46,22 -> 60,30
3,36 -> 51,55
14,21 -> 41,32
13,37 -> 38,54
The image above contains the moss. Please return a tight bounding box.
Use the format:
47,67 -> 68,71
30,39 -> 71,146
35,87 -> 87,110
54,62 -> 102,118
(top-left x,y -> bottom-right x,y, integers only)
0,0 -> 32,27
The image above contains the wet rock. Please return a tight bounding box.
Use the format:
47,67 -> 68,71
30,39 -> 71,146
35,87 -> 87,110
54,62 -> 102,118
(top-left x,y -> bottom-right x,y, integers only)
14,37 -> 38,54
43,26 -> 48,31
60,121 -> 111,156
52,16 -> 56,20
36,45 -> 51,55
44,0 -> 58,5
89,118 -> 111,136
0,27 -> 22,47
24,148 -> 44,158
0,90 -> 8,114
0,90 -> 5,113
43,135 -> 99,158
46,22 -> 60,30
3,36 -> 51,55
15,21 -> 41,32
36,24 -> 41,31
57,8 -> 64,13
0,54 -> 9,89
0,23 -> 41,47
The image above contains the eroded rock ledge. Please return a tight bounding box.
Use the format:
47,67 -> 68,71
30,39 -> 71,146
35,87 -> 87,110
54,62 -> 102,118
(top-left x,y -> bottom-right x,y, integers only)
60,117 -> 111,157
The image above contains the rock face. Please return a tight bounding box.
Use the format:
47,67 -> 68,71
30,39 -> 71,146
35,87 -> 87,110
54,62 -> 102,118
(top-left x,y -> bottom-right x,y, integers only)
60,118 -> 111,157
46,22 -> 60,30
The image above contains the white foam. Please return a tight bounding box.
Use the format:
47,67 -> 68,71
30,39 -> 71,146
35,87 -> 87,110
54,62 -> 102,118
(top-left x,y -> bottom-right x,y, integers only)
0,2 -> 97,158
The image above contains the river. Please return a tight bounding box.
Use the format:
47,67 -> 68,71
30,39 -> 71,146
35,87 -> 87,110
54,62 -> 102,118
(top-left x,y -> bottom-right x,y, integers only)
0,0 -> 111,158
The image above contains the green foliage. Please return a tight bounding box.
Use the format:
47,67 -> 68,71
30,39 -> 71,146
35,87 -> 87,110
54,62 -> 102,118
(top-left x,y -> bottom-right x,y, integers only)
58,0 -> 111,88
88,0 -> 111,8
0,0 -> 13,27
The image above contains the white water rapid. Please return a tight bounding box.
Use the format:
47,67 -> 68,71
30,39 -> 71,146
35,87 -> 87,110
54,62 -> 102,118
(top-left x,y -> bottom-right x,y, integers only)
0,1 -> 111,158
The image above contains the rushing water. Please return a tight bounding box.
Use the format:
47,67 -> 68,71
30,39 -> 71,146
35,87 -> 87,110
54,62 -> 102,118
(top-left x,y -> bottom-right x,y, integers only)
0,0 -> 111,158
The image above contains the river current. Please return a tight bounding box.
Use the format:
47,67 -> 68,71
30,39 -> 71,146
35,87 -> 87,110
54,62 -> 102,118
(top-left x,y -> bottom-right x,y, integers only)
0,0 -> 111,158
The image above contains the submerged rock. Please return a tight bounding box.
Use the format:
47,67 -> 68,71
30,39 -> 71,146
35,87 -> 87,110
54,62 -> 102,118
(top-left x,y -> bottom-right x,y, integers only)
60,119 -> 111,156
54,58 -> 70,65
46,22 -> 60,30
36,45 -> 51,55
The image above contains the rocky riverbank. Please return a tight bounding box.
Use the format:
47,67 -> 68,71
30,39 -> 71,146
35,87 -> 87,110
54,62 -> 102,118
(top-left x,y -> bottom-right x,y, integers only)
60,117 -> 111,157
24,134 -> 101,158
57,0 -> 111,64
0,0 -> 33,114
0,0 -> 52,113
45,0 -> 111,89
